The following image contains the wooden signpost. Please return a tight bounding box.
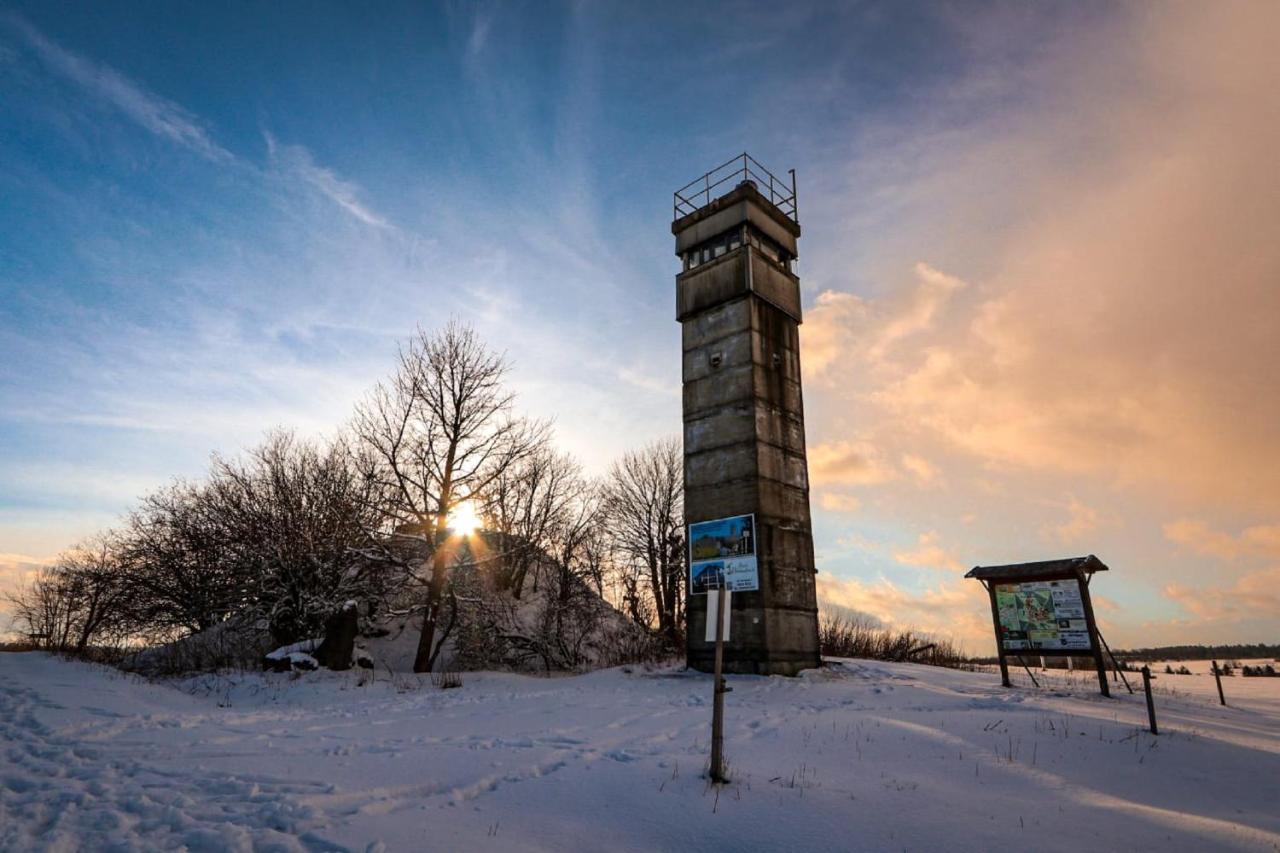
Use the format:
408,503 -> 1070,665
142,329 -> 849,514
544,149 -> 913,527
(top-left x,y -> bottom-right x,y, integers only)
690,514 -> 757,785
709,585 -> 728,784
965,556 -> 1113,698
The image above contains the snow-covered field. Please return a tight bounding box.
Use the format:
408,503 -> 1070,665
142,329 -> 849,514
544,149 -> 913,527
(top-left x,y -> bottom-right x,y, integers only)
2,653 -> 1277,852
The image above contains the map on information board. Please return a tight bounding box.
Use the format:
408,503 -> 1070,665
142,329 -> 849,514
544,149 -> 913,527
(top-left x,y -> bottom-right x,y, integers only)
995,579 -> 1092,651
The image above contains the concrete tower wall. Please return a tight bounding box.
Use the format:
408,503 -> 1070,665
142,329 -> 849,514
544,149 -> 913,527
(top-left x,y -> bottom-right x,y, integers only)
675,181 -> 821,676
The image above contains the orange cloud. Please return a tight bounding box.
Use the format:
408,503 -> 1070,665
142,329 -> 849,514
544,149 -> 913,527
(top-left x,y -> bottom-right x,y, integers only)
1163,519 -> 1280,561
802,290 -> 868,380
808,440 -> 896,487
900,453 -> 939,487
803,262 -> 967,386
1164,566 -> 1280,622
818,492 -> 862,513
892,531 -> 963,573
1041,496 -> 1102,545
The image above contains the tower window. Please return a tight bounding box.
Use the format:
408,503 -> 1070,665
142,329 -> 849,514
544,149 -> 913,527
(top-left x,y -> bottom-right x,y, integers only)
682,228 -> 750,272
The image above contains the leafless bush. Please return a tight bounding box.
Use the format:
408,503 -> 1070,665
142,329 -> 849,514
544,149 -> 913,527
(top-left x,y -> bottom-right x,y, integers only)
430,662 -> 463,689
819,611 -> 968,669
203,430 -> 395,645
117,478 -> 245,636
592,620 -> 675,668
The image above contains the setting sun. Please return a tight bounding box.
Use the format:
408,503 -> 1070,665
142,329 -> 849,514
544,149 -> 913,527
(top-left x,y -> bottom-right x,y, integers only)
447,500 -> 482,536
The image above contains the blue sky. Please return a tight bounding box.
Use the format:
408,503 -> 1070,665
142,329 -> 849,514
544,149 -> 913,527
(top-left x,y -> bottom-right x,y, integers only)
2,2 -> 1277,651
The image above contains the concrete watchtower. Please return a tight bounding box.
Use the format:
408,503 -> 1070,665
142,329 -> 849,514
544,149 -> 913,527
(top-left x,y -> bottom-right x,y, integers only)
674,154 -> 820,676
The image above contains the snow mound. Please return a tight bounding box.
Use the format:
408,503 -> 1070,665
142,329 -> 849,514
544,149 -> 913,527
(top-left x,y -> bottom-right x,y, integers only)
122,620 -> 274,676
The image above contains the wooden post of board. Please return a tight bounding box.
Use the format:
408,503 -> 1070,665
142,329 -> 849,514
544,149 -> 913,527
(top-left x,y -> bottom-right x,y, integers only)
1075,569 -> 1110,698
709,584 -> 728,783
983,581 -> 1011,687
1017,656 -> 1040,688
1212,660 -> 1227,706
1097,631 -> 1134,694
1141,666 -> 1158,734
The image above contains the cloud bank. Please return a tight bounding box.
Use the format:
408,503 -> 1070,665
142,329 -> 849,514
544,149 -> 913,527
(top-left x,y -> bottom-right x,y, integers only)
809,1 -> 1280,650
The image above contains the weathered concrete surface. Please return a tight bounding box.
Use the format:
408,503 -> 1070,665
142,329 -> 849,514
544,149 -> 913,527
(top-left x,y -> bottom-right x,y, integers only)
676,184 -> 820,676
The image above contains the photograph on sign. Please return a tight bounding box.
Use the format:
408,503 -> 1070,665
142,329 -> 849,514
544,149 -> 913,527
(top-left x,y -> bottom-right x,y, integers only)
691,561 -> 726,595
995,579 -> 1093,651
689,514 -> 758,593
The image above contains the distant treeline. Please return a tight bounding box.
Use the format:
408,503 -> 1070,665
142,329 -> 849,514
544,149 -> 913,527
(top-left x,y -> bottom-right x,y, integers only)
1114,643 -> 1280,661
968,642 -> 1280,669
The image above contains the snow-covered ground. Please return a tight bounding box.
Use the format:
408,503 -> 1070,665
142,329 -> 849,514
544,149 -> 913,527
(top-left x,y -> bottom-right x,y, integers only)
2,653 -> 1277,852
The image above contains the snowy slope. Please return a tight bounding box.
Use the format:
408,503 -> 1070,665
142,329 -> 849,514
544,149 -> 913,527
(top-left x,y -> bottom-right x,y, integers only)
2,653 -> 1277,852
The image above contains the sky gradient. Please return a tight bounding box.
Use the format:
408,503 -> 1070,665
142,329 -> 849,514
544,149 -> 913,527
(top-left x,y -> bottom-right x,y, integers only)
2,1 -> 1277,652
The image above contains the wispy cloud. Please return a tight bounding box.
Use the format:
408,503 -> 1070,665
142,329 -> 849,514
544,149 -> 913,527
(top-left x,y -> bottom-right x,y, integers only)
466,8 -> 493,58
264,132 -> 392,229
4,13 -> 393,231
3,12 -> 232,162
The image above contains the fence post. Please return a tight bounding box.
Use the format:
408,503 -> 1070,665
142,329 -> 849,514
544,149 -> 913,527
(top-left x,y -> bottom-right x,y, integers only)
1141,666 -> 1158,735
1212,660 -> 1227,706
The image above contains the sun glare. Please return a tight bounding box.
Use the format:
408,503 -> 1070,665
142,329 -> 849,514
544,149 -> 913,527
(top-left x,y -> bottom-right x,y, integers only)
448,500 -> 482,536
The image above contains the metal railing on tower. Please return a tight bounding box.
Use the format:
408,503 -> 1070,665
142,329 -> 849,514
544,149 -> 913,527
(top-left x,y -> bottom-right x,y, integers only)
673,153 -> 797,224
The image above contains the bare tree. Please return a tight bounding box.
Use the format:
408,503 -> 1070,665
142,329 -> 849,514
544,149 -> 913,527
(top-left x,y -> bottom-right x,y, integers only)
482,448 -> 583,598
353,321 -> 545,672
7,565 -> 73,649
6,535 -> 130,654
60,536 -> 131,653
600,438 -> 685,647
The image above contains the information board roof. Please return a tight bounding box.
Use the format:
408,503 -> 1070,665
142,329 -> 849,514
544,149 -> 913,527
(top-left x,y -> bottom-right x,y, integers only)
964,554 -> 1109,581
